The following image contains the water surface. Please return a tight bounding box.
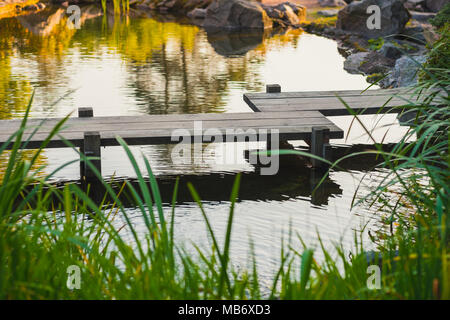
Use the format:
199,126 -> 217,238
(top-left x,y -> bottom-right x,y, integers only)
0,7 -> 406,280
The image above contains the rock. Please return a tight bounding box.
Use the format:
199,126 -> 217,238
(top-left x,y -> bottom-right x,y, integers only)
344,52 -> 370,74
383,55 -> 427,87
203,0 -> 273,31
410,11 -> 436,22
157,0 -> 184,12
262,2 -> 306,27
336,0 -> 410,38
344,51 -> 395,75
400,25 -> 427,44
187,8 -> 207,19
378,42 -> 403,59
184,0 -> 212,10
317,9 -> 339,17
358,51 -> 396,74
425,0 -> 450,12
23,3 -> 45,11
318,0 -> 346,7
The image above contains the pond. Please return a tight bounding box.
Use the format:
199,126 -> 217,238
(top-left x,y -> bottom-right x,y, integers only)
0,6 -> 409,283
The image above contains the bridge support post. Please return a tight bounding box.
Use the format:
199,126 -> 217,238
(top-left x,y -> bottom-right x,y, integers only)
78,107 -> 101,181
81,131 -> 102,181
266,84 -> 281,93
266,84 -> 291,152
78,107 -> 94,118
311,128 -> 331,169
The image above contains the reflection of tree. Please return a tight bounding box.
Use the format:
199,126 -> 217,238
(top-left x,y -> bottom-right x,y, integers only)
0,10 -> 307,176
0,150 -> 49,183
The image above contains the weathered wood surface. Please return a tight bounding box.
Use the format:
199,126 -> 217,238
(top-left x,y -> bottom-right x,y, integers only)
0,111 -> 344,150
244,88 -> 427,116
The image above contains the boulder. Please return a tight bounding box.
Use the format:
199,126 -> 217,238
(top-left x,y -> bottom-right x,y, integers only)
318,0 -> 346,7
187,8 -> 207,19
378,42 -> 403,59
425,0 -> 450,12
383,55 -> 427,87
344,52 -> 370,74
184,0 -> 212,10
203,0 -> 273,31
157,0 -> 184,12
344,51 -> 395,75
261,2 -> 306,28
336,0 -> 410,38
404,0 -> 426,11
400,25 -> 427,44
358,51 -> 396,74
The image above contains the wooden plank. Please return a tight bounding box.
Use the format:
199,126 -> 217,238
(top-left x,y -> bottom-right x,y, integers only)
244,88 -> 443,116
0,124 -> 343,150
250,95 -> 411,107
0,111 -> 328,131
244,88 -> 416,100
0,116 -> 331,133
245,96 -> 418,116
0,109 -> 344,150
0,118 -> 335,135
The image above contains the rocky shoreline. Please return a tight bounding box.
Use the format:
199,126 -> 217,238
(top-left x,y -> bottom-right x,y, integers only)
1,0 -> 448,88
299,0 -> 447,88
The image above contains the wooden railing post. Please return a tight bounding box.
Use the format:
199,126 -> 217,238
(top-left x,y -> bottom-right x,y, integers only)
266,84 -> 281,94
78,108 -> 101,181
311,128 -> 330,169
266,85 -> 281,150
82,131 -> 101,180
78,107 -> 93,118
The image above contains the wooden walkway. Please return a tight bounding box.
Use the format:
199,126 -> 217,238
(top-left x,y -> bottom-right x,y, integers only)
244,86 -> 414,116
0,110 -> 343,149
0,84 -> 421,178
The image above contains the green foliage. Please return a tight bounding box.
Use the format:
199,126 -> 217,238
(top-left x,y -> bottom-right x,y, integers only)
368,38 -> 384,51
430,3 -> 450,29
0,52 -> 449,299
421,24 -> 450,81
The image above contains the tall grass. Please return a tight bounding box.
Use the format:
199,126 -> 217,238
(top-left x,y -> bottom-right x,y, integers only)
0,38 -> 448,300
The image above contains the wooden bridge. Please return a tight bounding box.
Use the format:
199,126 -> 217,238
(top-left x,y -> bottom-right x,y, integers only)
0,84 -> 417,180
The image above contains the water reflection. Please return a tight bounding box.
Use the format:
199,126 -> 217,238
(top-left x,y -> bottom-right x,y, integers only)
0,7 -> 385,273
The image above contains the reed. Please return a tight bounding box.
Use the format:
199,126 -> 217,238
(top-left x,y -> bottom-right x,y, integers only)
0,29 -> 448,300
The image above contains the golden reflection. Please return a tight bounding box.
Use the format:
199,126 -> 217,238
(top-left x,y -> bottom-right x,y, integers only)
0,7 -> 308,176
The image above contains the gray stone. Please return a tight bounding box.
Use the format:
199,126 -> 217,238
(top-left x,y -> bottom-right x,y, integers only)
336,0 -> 410,38
203,0 -> 273,31
262,2 -> 307,27
344,52 -> 370,74
318,0 -> 347,7
358,51 -> 396,74
317,9 -> 339,17
425,0 -> 450,12
378,42 -> 403,59
187,8 -> 207,19
400,25 -> 427,44
384,55 -> 427,87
